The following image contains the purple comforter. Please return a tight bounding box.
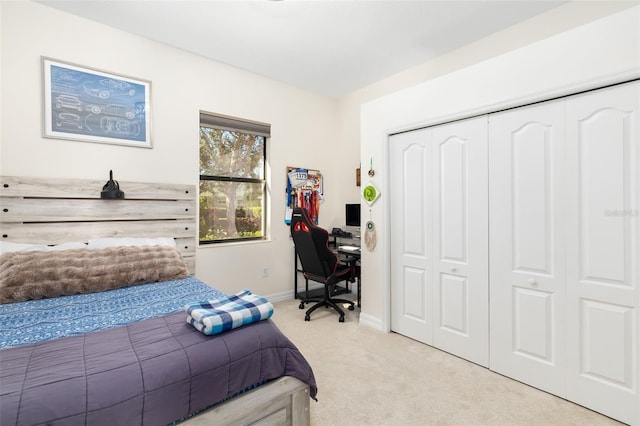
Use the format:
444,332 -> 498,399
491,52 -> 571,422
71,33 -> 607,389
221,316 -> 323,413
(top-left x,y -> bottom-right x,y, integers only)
0,312 -> 317,425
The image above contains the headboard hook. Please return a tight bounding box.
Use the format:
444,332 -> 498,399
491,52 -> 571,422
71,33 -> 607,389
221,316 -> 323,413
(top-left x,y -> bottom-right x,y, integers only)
101,170 -> 125,199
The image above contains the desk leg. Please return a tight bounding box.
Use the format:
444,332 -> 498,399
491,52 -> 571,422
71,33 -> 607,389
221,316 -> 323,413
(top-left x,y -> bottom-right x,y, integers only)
305,278 -> 310,300
294,250 -> 298,299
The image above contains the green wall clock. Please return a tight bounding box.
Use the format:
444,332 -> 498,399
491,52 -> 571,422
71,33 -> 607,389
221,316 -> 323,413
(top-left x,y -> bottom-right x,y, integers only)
362,181 -> 380,206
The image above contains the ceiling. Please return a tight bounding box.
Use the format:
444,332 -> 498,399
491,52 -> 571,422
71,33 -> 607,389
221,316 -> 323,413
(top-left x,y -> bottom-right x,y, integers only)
37,0 -> 566,98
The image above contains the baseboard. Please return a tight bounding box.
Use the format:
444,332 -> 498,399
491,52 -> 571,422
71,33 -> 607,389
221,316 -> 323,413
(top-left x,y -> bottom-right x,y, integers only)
267,283 -> 324,303
269,287 -> 385,332
358,312 -> 384,332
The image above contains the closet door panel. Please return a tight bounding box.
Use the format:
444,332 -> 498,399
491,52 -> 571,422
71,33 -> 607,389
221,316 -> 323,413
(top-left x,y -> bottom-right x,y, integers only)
511,123 -> 554,274
390,129 -> 433,344
432,116 -> 489,367
489,101 -> 566,396
565,82 -> 639,425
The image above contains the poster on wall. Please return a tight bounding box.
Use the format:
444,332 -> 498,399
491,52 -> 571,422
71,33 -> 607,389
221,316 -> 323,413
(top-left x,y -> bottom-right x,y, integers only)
285,167 -> 322,225
42,57 -> 152,148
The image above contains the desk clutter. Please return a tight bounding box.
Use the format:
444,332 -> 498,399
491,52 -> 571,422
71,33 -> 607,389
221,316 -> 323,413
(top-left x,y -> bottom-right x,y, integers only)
331,228 -> 352,238
330,228 -> 360,251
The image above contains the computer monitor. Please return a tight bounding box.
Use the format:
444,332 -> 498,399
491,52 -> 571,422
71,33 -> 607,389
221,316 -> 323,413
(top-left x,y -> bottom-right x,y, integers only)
345,203 -> 361,227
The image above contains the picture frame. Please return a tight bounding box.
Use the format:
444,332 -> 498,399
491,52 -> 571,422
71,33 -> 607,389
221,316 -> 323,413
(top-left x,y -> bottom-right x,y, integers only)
42,57 -> 152,148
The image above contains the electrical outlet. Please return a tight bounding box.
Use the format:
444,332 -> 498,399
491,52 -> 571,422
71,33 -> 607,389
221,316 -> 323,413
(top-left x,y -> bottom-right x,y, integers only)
262,267 -> 269,278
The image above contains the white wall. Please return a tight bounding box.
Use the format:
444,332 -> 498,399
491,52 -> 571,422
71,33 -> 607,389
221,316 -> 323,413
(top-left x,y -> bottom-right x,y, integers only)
358,6 -> 640,330
2,1 -> 637,305
318,2 -> 638,229
0,1 -> 345,298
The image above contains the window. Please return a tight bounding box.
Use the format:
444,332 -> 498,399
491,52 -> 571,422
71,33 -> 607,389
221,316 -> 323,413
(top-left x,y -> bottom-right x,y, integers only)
199,112 -> 269,244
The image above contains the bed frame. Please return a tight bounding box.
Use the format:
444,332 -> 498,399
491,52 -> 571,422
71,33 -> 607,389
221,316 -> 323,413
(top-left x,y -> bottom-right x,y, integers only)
181,376 -> 310,425
0,175 -> 311,426
0,175 -> 197,272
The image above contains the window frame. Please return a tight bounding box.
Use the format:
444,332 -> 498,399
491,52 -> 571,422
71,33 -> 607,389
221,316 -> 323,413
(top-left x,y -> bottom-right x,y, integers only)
198,112 -> 269,245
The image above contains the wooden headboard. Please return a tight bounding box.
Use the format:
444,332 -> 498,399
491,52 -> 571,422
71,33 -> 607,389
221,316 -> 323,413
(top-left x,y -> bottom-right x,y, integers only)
0,176 -> 197,273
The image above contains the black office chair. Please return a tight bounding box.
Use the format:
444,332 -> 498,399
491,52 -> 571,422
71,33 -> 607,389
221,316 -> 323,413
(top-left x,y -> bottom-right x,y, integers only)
290,208 -> 358,322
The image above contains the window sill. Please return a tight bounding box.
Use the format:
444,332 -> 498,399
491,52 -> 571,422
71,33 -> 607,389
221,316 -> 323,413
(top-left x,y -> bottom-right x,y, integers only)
198,238 -> 271,248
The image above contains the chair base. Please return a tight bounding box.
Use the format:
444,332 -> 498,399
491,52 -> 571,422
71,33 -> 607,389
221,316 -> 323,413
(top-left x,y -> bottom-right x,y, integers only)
299,296 -> 355,322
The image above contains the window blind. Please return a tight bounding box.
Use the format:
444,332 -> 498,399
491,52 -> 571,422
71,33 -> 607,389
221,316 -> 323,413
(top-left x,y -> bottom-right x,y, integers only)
199,111 -> 271,137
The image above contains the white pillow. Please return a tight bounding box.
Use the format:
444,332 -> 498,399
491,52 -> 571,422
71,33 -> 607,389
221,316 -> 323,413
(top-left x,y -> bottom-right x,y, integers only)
87,237 -> 176,249
0,241 -> 87,254
47,242 -> 88,251
0,242 -> 47,254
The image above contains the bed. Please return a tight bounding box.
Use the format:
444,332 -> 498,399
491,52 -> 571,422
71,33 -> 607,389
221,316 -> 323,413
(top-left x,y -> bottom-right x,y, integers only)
0,175 -> 316,426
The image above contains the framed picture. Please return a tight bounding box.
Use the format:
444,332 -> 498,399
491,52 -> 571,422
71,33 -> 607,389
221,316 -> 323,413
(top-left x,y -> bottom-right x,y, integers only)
42,57 -> 152,148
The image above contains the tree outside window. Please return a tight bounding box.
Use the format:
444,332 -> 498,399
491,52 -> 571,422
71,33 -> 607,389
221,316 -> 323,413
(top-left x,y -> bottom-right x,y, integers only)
199,114 -> 268,244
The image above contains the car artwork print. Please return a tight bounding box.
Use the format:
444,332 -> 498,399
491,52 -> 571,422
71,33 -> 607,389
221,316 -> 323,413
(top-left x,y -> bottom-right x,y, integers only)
43,57 -> 152,148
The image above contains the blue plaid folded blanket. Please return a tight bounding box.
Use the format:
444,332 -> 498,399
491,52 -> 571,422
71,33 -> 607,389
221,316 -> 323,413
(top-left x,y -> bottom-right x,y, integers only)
184,289 -> 274,336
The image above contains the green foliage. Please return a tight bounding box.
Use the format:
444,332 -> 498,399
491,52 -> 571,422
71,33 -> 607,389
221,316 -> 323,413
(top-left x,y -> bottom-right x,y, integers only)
199,201 -> 263,242
199,125 -> 265,243
199,128 -> 264,178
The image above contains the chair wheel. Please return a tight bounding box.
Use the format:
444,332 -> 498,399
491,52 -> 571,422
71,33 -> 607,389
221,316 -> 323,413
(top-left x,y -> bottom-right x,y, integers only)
299,303 -> 305,309
304,315 -> 310,321
348,305 -> 355,311
339,316 -> 345,323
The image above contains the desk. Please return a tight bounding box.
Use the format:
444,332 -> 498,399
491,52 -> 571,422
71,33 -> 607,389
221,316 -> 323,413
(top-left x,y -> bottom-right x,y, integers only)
330,232 -> 360,249
337,245 -> 361,257
337,246 -> 361,307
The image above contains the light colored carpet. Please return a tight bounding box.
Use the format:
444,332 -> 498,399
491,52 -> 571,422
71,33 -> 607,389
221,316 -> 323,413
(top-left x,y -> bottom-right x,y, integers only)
270,296 -> 623,426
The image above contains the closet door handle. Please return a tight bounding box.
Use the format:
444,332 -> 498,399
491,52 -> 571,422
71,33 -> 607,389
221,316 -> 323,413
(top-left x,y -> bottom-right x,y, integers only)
528,278 -> 538,286
450,267 -> 457,273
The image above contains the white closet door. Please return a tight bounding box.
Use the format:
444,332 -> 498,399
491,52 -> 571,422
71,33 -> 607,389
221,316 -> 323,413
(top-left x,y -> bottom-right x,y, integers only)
432,117 -> 489,367
489,101 -> 567,396
565,82 -> 639,425
390,129 -> 433,344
